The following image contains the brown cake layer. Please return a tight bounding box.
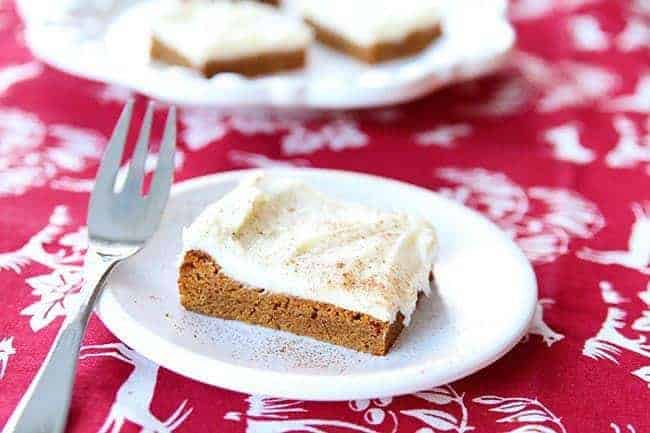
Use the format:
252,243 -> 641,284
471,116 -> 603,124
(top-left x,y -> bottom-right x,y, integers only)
150,37 -> 306,78
306,19 -> 442,64
178,250 -> 405,355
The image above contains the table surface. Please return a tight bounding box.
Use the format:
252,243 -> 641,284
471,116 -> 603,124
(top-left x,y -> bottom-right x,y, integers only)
1,0 -> 648,432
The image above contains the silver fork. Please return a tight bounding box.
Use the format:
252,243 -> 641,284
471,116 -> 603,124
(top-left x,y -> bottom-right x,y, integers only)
2,100 -> 176,433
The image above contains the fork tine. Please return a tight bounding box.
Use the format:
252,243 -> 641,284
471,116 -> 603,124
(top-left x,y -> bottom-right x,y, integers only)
93,100 -> 134,195
147,106 -> 176,216
121,101 -> 154,196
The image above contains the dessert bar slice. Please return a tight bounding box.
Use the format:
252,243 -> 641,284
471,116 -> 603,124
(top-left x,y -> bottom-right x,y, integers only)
178,174 -> 437,355
295,0 -> 442,63
150,1 -> 312,77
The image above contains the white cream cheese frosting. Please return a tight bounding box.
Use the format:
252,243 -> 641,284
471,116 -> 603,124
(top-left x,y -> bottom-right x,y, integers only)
151,1 -> 312,66
294,0 -> 441,47
182,173 -> 437,324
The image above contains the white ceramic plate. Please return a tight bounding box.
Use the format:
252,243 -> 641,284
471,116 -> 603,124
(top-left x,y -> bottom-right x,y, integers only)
95,169 -> 537,400
16,0 -> 514,108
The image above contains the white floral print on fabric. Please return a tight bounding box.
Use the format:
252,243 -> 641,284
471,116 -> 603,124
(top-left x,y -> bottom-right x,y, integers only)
0,108 -> 46,195
0,108 -> 105,197
180,108 -> 309,151
225,395 -> 389,432
599,281 -> 629,305
578,202 -> 650,275
632,283 -> 650,332
281,119 -> 368,156
541,117 -> 649,171
473,395 -> 567,433
543,123 -> 596,164
224,385 -> 472,433
611,423 -> 638,433
349,398 -> 398,432
605,116 -> 650,172
0,62 -> 42,95
616,17 -> 650,52
569,15 -> 610,51
436,167 -> 604,263
221,385 -> 650,433
0,206 -> 87,331
615,0 -> 650,52
402,386 -> 473,433
632,365 -> 650,387
80,343 -> 193,433
179,108 -> 368,156
414,124 -> 473,148
0,336 -> 15,379
583,307 -> 650,363
21,267 -> 85,332
583,280 -> 650,387
514,52 -> 619,113
568,9 -> 649,53
461,52 -> 622,117
509,0 -> 600,21
605,74 -> 650,113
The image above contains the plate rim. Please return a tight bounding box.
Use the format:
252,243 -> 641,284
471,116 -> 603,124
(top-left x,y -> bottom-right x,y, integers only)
96,168 -> 538,400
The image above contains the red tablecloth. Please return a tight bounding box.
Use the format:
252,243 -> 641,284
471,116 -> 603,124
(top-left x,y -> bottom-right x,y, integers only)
1,0 -> 649,432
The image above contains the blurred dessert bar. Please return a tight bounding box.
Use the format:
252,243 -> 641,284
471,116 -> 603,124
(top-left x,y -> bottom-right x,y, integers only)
295,0 -> 442,63
150,1 -> 312,77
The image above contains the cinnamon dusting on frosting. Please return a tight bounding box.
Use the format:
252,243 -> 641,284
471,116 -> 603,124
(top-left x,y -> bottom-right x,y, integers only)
182,173 -> 437,324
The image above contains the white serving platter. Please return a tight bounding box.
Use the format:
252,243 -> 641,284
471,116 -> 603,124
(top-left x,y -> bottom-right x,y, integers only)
16,0 -> 514,108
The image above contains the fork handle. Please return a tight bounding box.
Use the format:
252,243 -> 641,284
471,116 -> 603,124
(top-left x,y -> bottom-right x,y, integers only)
2,250 -> 119,433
